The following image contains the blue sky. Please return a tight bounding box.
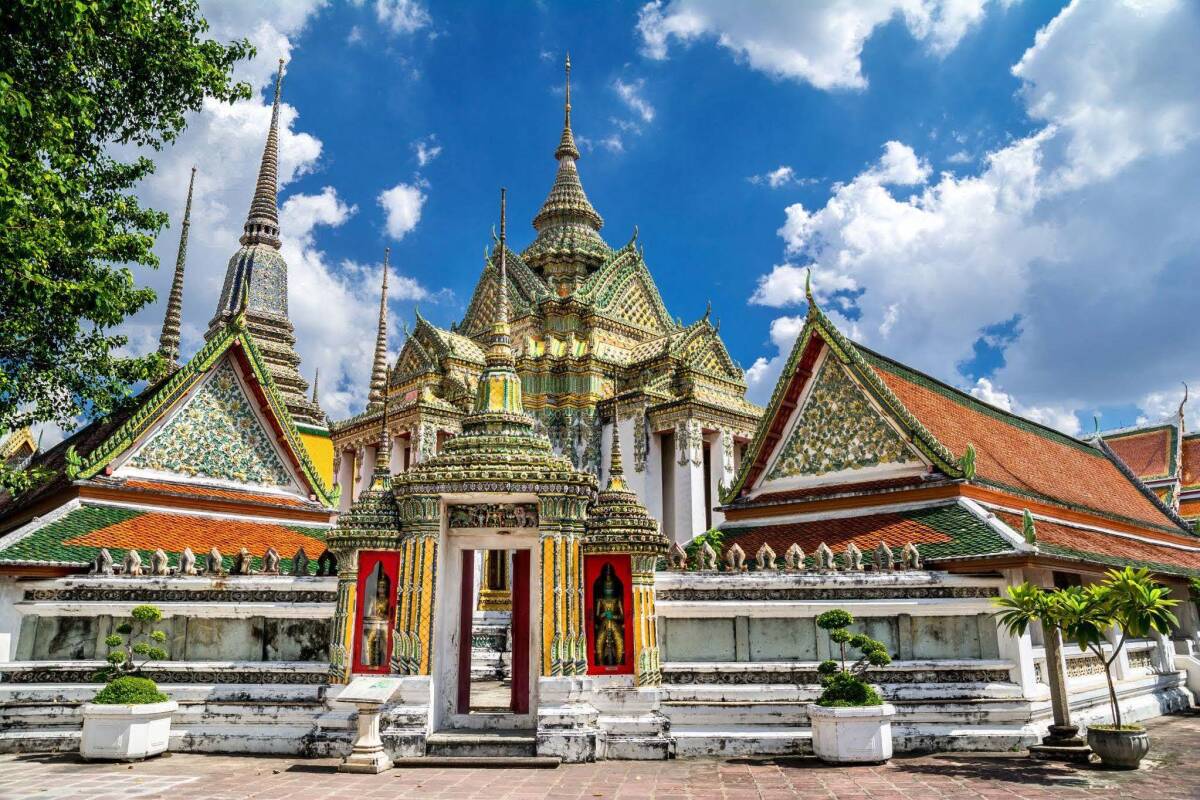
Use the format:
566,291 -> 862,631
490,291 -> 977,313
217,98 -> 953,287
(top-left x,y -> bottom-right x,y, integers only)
113,0 -> 1200,437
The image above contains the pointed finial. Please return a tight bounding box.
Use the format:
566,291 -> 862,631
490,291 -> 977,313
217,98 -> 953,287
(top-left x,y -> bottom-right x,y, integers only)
372,363 -> 392,485
311,368 -> 320,404
239,59 -> 285,249
497,187 -> 508,326
555,53 -> 580,160
805,268 -> 814,306
158,166 -> 196,370
367,248 -> 390,413
606,422 -> 626,490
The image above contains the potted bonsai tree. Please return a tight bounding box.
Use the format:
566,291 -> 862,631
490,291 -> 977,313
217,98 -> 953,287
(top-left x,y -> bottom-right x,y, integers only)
81,604 -> 177,761
995,567 -> 1178,769
807,609 -> 895,763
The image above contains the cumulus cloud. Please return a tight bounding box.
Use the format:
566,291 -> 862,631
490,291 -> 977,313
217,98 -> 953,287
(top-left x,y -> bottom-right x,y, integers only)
748,165 -> 806,188
412,134 -> 442,167
744,315 -> 806,400
969,378 -> 1081,436
745,0 -> 1200,435
373,0 -> 431,35
637,0 -> 996,90
378,182 -> 427,240
614,78 -> 655,123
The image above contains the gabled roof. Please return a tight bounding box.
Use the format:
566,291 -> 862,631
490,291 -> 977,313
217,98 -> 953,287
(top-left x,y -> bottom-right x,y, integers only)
460,246 -> 549,337
1102,423 -> 1178,482
577,241 -> 676,334
1184,434 -> 1200,489
726,277 -> 1187,536
0,317 -> 335,526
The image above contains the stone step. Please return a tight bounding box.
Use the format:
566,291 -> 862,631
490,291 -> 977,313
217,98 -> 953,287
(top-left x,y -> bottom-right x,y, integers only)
0,729 -> 81,754
393,756 -> 559,769
662,702 -> 810,727
426,730 -> 537,759
671,725 -> 814,758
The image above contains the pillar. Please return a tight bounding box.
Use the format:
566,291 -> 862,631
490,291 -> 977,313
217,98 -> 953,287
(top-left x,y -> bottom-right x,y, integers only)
630,553 -> 662,685
394,496 -> 440,675
617,412 -> 663,528
672,419 -> 707,543
389,430 -> 404,474
708,428 -> 737,531
335,450 -> 354,513
538,495 -> 589,677
329,549 -> 359,683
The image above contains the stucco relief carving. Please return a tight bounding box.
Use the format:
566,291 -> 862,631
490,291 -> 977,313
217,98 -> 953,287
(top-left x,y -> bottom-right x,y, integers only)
766,357 -> 914,481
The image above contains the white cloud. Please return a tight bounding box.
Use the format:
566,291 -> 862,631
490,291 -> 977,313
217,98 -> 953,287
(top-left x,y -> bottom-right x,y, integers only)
969,379 -> 1081,435
614,78 -> 655,123
748,165 -> 797,188
412,134 -> 442,167
745,0 -> 1200,436
744,314 -> 805,402
637,0 -> 996,90
373,0 -> 431,35
600,135 -> 626,154
378,182 -> 427,240
947,149 -> 973,164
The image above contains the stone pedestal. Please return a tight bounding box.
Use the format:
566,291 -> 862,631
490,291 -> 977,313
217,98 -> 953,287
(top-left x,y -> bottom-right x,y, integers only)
340,701 -> 393,773
1028,627 -> 1092,763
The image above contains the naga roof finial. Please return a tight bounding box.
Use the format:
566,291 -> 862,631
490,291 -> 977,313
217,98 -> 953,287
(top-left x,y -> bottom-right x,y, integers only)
157,165 -> 196,371
1179,382 -> 1189,431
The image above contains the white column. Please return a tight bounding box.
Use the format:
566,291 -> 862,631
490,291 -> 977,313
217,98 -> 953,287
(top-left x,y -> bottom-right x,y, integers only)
389,431 -> 404,474
708,429 -> 736,530
672,419 -> 707,544
355,445 -> 375,500
996,568 -> 1042,698
335,449 -> 354,513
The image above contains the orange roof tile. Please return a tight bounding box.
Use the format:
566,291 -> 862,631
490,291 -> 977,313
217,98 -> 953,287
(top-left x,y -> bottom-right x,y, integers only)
865,355 -> 1173,530
995,511 -> 1200,576
119,479 -> 315,509
1183,436 -> 1200,488
1105,428 -> 1173,481
64,510 -> 327,559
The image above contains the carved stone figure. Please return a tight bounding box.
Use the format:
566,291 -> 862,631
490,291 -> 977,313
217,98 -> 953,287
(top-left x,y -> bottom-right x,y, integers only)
316,549 -> 337,577
262,547 -> 281,574
815,542 -> 836,571
700,541 -> 718,571
784,543 -> 805,571
902,542 -> 922,570
232,547 -> 253,575
592,563 -> 625,667
150,549 -> 170,576
726,542 -> 747,572
123,549 -> 143,577
178,547 -> 198,576
360,562 -> 392,668
755,543 -> 776,571
91,548 -> 114,576
844,542 -> 864,571
206,547 -> 224,575
873,542 -> 894,571
291,547 -> 310,576
667,542 -> 688,570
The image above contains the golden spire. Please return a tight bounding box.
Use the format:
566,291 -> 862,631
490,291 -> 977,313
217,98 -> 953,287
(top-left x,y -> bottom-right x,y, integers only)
606,422 -> 627,492
371,365 -> 391,487
472,188 -> 524,417
240,59 -> 284,248
556,53 -> 579,160
367,248 -> 390,412
158,166 -> 196,369
486,189 -> 514,368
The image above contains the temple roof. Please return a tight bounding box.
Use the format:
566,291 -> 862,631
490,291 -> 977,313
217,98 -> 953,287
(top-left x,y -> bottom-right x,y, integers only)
0,316 -> 336,534
728,278 -> 1190,538
1103,423 -> 1178,482
0,502 -> 329,572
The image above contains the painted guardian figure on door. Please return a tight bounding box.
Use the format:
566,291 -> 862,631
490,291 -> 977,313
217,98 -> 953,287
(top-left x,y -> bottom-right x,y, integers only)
592,564 -> 625,666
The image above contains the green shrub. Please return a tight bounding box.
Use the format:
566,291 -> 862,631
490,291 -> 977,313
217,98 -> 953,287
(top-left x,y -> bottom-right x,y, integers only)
92,676 -> 167,705
814,608 -> 889,708
92,603 -> 169,689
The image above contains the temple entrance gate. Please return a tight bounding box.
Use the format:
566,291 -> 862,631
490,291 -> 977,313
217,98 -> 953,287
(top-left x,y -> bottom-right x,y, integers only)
434,522 -> 540,732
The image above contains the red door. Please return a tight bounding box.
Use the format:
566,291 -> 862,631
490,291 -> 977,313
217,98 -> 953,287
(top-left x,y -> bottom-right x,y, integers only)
510,549 -> 530,714
457,549 -> 475,714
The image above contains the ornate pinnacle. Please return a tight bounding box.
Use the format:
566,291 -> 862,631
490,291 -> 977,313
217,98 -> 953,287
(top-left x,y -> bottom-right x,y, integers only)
158,166 -> 196,369
367,248 -> 390,412
371,367 -> 391,486
606,422 -> 627,491
240,59 -> 285,249
556,53 -> 579,161
486,188 -> 513,368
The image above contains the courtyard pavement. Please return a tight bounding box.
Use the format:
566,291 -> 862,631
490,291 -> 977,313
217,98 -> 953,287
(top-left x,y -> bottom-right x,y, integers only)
2,712 -> 1199,800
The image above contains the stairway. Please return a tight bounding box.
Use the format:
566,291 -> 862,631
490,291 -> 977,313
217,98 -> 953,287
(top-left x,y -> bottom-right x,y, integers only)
395,729 -> 559,768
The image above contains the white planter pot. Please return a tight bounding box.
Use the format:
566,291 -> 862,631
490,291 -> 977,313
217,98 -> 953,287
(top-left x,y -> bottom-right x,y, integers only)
80,701 -> 177,761
808,703 -> 895,763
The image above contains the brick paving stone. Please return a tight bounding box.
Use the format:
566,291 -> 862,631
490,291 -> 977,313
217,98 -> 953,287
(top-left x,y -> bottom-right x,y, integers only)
2,712 -> 1200,799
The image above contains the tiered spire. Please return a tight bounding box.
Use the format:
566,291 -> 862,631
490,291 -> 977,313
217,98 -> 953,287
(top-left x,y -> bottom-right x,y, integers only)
606,420 -> 627,492
206,58 -> 320,426
371,374 -> 392,489
241,59 -> 284,249
367,249 -> 390,413
158,166 -> 196,370
471,188 -> 526,420
527,55 -> 607,271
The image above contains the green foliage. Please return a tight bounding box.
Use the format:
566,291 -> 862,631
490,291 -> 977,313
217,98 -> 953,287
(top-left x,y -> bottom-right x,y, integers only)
817,671 -> 883,707
814,607 -> 889,707
93,604 -> 169,683
685,528 -> 724,569
816,609 -> 853,630
994,568 -> 1179,729
0,0 -> 252,496
92,676 -> 167,706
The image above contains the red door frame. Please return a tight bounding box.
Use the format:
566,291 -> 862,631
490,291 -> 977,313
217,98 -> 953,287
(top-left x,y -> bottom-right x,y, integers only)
510,549 -> 530,713
351,551 -> 400,675
456,549 -> 475,714
584,554 -> 635,675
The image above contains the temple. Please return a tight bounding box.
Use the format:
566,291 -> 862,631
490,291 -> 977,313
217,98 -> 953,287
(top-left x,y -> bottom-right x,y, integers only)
1,60 -> 1200,765
330,57 -> 761,544
1098,397 -> 1200,531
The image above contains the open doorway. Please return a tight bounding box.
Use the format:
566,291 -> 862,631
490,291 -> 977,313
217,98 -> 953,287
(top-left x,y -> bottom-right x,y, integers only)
457,548 -> 530,715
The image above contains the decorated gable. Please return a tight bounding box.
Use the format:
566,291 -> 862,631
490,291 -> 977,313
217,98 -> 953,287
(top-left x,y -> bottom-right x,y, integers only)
763,354 -> 922,485
124,357 -> 299,491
